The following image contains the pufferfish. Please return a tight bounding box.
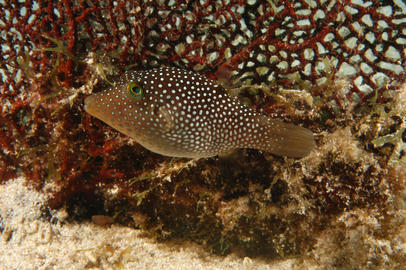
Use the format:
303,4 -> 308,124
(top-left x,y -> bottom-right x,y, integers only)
84,67 -> 314,158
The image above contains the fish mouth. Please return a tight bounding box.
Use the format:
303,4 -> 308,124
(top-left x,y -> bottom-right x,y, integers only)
84,95 -> 106,121
84,95 -> 97,115
84,95 -> 118,129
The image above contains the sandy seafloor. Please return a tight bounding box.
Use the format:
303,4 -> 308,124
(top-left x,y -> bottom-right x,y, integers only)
0,177 -> 301,270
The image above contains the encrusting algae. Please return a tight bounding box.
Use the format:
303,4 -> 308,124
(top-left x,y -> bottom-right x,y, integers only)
84,67 -> 315,158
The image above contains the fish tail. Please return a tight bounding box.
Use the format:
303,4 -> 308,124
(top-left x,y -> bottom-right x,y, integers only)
259,117 -> 315,158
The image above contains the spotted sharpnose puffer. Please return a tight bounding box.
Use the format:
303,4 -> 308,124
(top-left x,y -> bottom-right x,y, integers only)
84,67 -> 315,158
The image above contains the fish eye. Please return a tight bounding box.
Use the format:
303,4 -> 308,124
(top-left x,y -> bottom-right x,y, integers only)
128,82 -> 144,99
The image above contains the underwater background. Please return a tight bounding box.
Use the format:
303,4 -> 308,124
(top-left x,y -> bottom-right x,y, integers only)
0,0 -> 405,268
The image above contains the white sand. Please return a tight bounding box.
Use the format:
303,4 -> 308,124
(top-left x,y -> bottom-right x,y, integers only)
0,178 -> 298,270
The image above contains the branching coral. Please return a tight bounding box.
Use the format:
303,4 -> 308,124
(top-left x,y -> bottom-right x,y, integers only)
0,1 -> 405,268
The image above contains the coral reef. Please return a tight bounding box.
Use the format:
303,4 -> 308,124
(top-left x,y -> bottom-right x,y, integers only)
0,1 -> 405,269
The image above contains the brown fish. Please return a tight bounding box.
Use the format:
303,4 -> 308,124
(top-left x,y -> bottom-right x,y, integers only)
84,67 -> 314,158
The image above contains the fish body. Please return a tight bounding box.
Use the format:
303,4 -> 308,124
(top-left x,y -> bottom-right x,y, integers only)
84,67 -> 314,158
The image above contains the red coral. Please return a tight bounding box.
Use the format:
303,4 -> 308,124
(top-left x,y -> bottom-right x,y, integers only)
0,1 -> 405,260
0,1 -> 405,205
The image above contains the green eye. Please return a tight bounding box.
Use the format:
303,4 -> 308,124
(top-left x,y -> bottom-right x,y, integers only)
128,82 -> 144,98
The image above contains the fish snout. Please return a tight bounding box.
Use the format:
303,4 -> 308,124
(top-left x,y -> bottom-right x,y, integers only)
84,95 -> 97,115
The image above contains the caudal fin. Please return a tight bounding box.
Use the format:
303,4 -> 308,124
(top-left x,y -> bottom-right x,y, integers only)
259,117 -> 315,158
